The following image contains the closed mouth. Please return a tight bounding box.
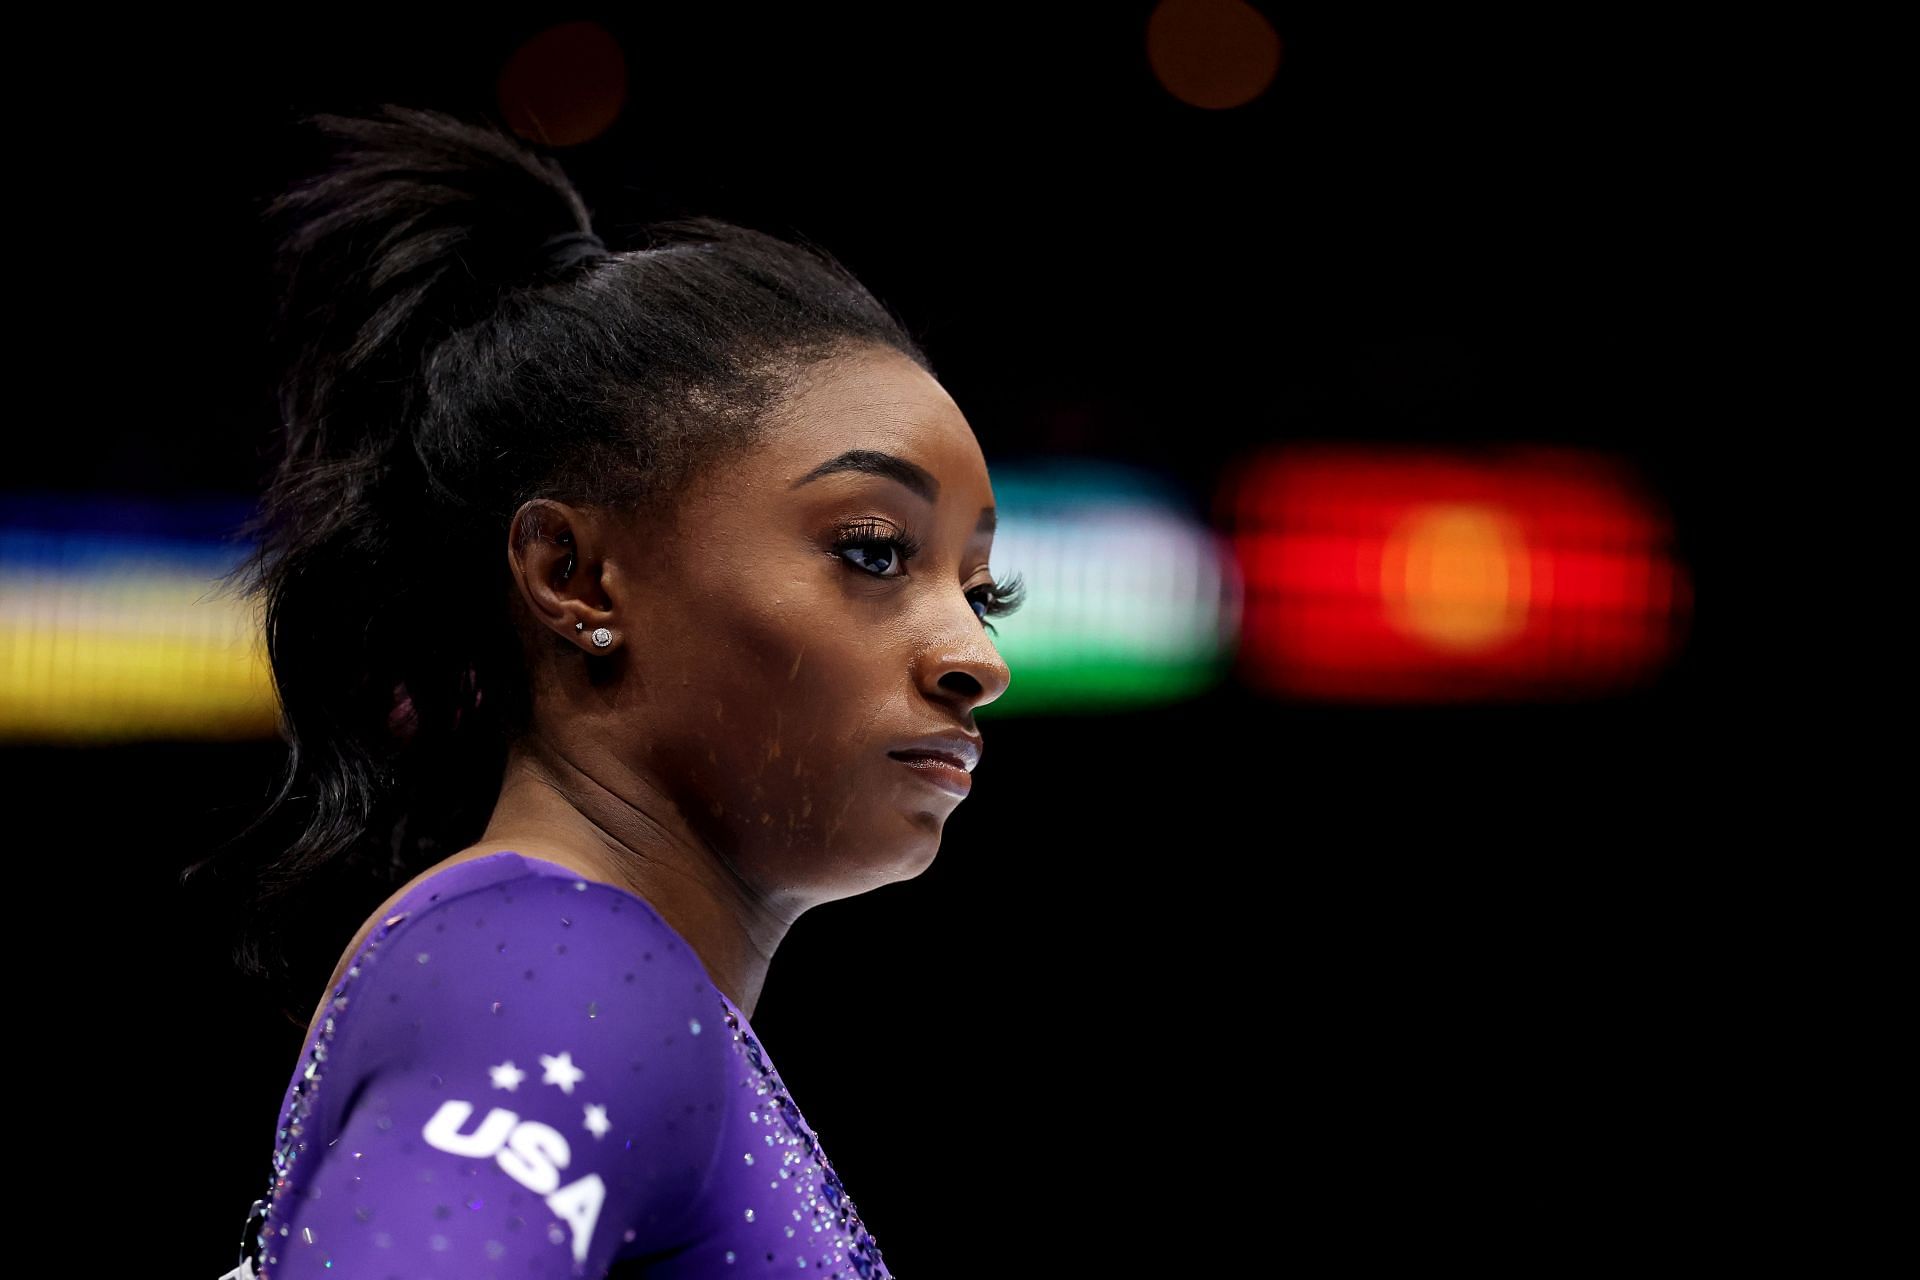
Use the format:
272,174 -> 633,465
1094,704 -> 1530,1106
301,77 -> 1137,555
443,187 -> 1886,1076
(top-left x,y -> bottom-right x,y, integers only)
888,750 -> 970,771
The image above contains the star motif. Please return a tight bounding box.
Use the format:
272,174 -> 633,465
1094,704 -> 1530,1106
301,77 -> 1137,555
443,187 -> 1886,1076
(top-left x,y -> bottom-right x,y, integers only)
583,1103 -> 611,1139
540,1050 -> 585,1095
489,1060 -> 527,1091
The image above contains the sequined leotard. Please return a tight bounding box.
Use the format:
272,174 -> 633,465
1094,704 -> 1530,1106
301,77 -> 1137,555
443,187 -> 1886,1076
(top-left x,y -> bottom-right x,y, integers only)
220,851 -> 892,1279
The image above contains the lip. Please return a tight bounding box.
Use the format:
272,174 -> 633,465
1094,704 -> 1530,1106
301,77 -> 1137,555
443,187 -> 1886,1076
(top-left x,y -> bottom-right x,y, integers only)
889,753 -> 973,796
887,733 -> 982,773
887,732 -> 982,798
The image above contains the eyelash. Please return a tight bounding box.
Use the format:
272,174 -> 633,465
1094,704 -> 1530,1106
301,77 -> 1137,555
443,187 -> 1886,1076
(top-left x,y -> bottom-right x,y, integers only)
830,519 -> 1027,636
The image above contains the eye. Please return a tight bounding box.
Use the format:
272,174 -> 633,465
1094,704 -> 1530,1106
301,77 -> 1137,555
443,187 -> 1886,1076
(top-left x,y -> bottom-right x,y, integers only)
967,572 -> 1027,637
832,520 -> 920,579
830,520 -> 1028,636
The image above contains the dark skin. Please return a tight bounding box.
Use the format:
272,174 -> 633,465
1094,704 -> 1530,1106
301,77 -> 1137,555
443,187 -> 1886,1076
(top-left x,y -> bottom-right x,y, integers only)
304,345 -> 1010,1041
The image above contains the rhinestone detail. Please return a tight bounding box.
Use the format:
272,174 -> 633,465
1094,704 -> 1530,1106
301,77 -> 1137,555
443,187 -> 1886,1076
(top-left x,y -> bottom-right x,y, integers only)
722,997 -> 890,1278
242,909 -> 410,1279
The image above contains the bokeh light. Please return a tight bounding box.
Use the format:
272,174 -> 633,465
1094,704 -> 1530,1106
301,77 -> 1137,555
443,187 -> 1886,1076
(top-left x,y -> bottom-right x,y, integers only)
498,19 -> 628,147
1218,444 -> 1691,702
1146,0 -> 1283,109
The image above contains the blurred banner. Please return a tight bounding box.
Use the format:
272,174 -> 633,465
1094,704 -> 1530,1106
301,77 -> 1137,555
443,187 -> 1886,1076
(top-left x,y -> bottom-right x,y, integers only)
982,461 -> 1238,717
1218,443 -> 1692,702
0,494 -> 272,743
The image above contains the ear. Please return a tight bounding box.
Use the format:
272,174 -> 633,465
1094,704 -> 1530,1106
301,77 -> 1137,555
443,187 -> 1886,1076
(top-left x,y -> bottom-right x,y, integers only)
507,501 -> 620,653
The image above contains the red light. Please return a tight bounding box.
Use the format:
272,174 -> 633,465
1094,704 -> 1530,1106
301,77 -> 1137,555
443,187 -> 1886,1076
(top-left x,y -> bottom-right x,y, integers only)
1218,445 -> 1691,701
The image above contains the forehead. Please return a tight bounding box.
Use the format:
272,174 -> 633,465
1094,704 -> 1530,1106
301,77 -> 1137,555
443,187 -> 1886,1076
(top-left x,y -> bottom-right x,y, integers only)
749,348 -> 991,503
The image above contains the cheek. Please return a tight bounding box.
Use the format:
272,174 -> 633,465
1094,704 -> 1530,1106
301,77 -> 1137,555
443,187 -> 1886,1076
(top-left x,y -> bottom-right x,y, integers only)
665,595 -> 887,803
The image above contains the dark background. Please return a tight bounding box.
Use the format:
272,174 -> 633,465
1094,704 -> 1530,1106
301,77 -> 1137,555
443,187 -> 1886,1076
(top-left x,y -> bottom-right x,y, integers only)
12,5 -> 1780,1273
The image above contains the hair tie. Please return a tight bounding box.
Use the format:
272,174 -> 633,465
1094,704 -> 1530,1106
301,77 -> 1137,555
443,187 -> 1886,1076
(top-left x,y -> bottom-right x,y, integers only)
538,228 -> 607,272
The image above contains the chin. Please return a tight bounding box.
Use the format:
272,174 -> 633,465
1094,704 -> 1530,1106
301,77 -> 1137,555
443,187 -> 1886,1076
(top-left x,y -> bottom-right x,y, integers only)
873,819 -> 945,883
904,827 -> 947,874
819,846 -> 938,903
899,802 -> 951,838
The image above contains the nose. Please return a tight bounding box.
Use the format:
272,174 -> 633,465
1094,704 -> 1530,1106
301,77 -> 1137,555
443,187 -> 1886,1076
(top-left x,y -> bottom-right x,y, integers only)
917,605 -> 1012,712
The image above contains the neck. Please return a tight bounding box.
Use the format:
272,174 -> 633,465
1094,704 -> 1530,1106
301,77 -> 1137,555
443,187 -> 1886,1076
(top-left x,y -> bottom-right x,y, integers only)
475,742 -> 800,1020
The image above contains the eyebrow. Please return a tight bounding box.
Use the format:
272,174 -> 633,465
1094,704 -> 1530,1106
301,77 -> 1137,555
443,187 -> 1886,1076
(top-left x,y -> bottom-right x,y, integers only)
792,448 -> 996,533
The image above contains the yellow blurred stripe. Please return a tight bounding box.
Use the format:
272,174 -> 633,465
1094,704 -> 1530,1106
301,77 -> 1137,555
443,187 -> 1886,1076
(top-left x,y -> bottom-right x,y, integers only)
0,571 -> 279,742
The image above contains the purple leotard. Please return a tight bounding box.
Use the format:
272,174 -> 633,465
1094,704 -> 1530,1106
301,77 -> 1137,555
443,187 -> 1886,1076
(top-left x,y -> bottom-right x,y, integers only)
221,851 -> 892,1279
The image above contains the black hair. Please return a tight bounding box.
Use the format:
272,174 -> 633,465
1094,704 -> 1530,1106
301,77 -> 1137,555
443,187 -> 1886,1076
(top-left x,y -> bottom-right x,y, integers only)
182,103 -> 934,1017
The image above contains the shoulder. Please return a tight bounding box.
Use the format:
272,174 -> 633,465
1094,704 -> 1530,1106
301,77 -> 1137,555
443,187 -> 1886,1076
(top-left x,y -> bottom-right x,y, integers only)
323,867 -> 733,1187
339,866 -> 728,1077
283,868 -> 738,1266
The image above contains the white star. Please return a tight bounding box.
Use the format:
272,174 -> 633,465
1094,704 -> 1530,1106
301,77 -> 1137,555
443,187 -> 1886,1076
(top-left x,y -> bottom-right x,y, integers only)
583,1103 -> 611,1139
489,1060 -> 527,1092
539,1050 -> 585,1095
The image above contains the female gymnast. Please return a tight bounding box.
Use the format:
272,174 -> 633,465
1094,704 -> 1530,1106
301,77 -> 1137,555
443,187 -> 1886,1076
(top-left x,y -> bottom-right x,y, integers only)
206,103 -> 1021,1279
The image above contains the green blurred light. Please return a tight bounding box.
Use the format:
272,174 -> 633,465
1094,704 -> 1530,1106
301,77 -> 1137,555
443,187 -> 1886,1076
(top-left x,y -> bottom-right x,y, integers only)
979,462 -> 1239,717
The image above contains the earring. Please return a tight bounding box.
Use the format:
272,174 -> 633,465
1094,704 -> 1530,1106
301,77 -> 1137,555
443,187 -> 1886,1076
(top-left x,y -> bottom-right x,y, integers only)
591,627 -> 613,647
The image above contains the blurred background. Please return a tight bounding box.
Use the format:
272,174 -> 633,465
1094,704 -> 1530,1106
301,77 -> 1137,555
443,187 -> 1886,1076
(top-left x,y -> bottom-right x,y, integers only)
6,4 -> 1767,1272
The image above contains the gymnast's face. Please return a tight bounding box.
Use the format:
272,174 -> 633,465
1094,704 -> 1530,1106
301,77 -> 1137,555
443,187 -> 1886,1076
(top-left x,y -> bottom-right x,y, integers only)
534,344 -> 1011,903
